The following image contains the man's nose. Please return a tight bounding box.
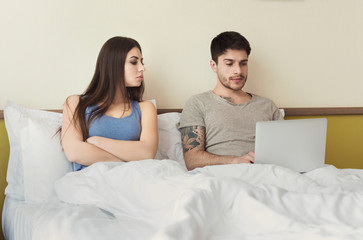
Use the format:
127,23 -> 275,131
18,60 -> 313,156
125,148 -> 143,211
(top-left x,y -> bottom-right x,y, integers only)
233,65 -> 242,74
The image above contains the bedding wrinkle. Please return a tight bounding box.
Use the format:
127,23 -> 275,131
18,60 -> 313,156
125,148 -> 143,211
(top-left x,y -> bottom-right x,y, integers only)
28,160 -> 363,240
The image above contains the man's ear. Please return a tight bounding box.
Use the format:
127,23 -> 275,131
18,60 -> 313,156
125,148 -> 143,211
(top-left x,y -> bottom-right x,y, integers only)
210,59 -> 217,73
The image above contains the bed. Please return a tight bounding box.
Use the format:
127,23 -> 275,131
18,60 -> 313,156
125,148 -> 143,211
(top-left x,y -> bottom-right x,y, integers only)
2,100 -> 363,240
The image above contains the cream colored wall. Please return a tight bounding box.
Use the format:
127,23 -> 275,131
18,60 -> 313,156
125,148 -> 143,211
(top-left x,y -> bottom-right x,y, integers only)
0,0 -> 362,110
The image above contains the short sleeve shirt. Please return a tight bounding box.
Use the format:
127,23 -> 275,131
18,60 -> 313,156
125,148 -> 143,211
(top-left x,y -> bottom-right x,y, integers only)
178,91 -> 283,156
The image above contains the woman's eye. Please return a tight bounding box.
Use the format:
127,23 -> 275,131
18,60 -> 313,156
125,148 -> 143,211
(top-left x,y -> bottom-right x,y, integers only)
131,62 -> 137,65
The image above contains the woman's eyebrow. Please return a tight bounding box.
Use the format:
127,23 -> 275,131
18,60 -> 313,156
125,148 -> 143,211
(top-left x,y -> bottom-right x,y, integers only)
129,56 -> 143,61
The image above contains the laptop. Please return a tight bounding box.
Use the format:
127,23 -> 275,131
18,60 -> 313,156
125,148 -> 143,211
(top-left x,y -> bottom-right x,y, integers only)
254,118 -> 327,173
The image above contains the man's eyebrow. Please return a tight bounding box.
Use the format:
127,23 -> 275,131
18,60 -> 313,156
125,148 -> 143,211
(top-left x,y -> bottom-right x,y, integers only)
223,58 -> 248,62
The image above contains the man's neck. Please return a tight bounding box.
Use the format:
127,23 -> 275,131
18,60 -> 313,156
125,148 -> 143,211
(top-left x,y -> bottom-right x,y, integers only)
213,87 -> 251,104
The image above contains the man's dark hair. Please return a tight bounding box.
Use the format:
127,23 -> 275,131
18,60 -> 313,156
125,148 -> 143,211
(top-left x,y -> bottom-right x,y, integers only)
211,31 -> 251,63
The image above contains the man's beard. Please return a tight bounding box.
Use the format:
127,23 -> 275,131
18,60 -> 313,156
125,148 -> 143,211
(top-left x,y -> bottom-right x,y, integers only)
218,74 -> 247,91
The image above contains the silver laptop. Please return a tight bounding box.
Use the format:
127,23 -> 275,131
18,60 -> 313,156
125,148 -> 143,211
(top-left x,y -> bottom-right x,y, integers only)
254,118 -> 327,173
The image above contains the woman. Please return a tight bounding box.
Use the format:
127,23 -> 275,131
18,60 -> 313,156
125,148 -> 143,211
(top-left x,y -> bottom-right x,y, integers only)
61,36 -> 158,171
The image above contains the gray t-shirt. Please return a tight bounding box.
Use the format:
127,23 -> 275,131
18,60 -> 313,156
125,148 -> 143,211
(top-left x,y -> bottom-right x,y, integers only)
178,91 -> 283,157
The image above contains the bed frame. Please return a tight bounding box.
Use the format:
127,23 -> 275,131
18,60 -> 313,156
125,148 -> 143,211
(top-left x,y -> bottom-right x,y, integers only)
1,107 -> 363,117
1,107 -> 363,240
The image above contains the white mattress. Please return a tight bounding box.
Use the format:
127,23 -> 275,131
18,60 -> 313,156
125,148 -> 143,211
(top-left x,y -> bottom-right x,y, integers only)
2,196 -> 39,240
2,195 -> 136,240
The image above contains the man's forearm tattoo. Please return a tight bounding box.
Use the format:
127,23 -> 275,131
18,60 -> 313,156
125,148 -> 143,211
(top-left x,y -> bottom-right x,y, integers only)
181,126 -> 205,153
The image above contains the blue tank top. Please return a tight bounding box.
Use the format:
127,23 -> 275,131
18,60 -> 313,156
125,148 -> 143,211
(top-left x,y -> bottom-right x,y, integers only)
73,100 -> 141,171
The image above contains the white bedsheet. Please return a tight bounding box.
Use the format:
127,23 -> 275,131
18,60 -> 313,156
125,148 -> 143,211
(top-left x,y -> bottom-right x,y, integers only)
26,160 -> 363,240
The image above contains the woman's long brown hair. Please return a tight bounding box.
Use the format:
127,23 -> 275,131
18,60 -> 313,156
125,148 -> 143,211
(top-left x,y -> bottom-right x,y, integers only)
62,36 -> 144,141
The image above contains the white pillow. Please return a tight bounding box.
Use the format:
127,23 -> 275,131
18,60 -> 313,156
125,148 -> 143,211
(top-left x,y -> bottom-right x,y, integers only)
4,101 -> 72,202
155,112 -> 186,170
279,109 -> 285,117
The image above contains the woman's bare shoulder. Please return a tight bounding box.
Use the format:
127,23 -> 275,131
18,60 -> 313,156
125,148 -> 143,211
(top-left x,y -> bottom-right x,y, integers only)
139,100 -> 156,111
66,95 -> 80,104
63,95 -> 80,112
138,101 -> 157,117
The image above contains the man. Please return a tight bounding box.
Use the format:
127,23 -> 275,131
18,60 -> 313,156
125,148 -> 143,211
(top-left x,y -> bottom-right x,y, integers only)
178,31 -> 283,170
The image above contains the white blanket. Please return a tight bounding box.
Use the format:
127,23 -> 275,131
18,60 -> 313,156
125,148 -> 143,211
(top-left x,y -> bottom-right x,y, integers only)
32,160 -> 363,240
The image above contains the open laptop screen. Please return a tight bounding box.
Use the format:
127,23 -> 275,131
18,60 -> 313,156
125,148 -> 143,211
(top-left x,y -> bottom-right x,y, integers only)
254,118 -> 327,173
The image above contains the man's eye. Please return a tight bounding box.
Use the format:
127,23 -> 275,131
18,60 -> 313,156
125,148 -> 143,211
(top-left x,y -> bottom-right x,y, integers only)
226,63 -> 232,66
